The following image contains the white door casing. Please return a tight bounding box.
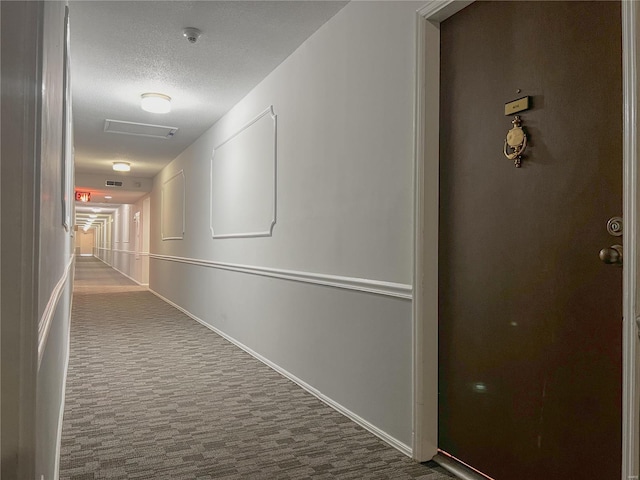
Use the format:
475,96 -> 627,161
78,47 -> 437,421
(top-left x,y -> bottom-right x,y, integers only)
411,2 -> 640,479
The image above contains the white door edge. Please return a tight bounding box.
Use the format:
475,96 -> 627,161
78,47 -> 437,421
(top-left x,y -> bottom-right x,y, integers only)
622,1 -> 639,478
411,2 -> 640,478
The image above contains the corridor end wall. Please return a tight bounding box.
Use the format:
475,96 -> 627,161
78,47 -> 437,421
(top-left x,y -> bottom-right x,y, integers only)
149,1 -> 421,452
94,196 -> 151,286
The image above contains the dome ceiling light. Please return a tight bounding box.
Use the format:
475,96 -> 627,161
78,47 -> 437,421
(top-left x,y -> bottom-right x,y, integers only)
113,162 -> 131,172
141,93 -> 171,114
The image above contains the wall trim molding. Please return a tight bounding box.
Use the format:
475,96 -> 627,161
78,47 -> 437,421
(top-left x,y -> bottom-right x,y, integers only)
104,247 -> 150,256
149,253 -> 412,299
148,287 -> 412,457
161,169 -> 186,241
38,255 -> 74,367
416,0 -> 473,22
210,105 -> 277,239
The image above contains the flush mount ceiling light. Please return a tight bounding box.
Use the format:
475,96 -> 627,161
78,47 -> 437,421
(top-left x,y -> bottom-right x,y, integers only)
104,195 -> 112,199
113,162 -> 131,172
141,93 -> 171,114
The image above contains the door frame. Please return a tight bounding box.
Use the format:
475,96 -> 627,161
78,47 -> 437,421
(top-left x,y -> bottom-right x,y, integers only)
411,2 -> 640,479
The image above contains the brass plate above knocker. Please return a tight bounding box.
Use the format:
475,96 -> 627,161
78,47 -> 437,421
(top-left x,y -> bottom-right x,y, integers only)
504,115 -> 527,168
504,94 -> 530,168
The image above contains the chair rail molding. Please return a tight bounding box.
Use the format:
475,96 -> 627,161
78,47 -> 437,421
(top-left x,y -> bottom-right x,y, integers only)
149,253 -> 412,299
38,255 -> 74,367
110,248 -> 149,256
210,105 -> 277,239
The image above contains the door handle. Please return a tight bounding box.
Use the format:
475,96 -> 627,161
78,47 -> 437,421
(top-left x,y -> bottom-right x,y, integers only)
599,245 -> 623,266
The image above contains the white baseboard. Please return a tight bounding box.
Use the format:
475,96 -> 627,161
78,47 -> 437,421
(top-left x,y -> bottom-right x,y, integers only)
111,265 -> 147,287
148,287 -> 413,458
93,255 -> 111,267
94,255 -> 148,287
111,264 -> 148,288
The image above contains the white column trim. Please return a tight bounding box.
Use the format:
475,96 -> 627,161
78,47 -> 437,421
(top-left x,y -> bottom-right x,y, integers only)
412,0 -> 470,462
622,1 -> 639,478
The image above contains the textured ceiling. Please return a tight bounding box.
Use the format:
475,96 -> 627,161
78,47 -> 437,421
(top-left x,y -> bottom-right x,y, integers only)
69,0 -> 348,179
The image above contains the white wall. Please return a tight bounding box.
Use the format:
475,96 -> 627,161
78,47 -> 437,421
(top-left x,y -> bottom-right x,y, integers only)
95,196 -> 150,286
150,1 -> 421,452
36,2 -> 76,479
2,1 -> 75,479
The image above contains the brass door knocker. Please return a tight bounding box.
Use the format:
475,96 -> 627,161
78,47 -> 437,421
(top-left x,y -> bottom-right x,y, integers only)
504,115 -> 527,167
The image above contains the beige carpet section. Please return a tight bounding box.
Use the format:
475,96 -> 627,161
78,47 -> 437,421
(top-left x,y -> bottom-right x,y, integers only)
60,257 -> 454,479
74,256 -> 146,294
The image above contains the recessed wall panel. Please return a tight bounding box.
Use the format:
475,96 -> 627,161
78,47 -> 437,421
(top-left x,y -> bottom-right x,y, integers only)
162,170 -> 185,240
210,106 -> 277,238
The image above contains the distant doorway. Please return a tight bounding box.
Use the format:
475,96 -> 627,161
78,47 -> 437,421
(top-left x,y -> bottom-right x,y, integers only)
78,229 -> 95,256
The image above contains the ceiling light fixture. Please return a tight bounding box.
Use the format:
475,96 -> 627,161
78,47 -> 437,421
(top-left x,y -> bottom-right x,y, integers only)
104,195 -> 112,199
113,162 -> 131,172
141,93 -> 171,114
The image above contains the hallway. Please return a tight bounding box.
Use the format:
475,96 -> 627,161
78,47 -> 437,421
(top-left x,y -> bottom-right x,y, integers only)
60,258 -> 454,479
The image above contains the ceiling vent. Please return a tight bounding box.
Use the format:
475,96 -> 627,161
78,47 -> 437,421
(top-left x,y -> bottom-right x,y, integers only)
105,180 -> 123,187
104,119 -> 178,139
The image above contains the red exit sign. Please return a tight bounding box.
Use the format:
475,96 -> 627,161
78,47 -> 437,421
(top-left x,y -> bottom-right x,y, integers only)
75,191 -> 91,202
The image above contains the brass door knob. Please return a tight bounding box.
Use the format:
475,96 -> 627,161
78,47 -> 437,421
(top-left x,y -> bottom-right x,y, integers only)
599,245 -> 623,266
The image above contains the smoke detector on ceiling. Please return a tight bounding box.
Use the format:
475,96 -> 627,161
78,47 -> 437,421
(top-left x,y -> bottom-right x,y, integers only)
183,27 -> 202,44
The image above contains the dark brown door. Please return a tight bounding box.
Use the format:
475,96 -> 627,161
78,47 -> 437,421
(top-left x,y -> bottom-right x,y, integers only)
438,2 -> 622,479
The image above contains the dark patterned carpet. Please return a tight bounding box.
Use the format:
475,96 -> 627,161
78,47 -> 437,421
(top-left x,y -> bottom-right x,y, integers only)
60,258 -> 454,479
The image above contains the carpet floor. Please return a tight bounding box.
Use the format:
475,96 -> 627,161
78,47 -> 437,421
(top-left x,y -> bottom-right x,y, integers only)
60,257 -> 454,480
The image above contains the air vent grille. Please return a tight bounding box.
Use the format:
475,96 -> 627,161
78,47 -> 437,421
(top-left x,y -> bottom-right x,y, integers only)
106,180 -> 123,187
104,119 -> 178,139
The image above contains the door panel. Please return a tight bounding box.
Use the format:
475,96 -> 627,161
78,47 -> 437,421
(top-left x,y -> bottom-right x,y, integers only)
80,230 -> 94,255
438,2 -> 622,479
